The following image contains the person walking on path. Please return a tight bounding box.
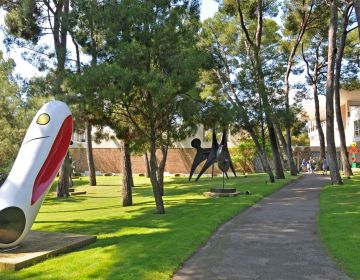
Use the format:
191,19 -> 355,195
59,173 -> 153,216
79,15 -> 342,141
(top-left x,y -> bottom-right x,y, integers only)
301,158 -> 307,172
307,158 -> 315,173
322,157 -> 329,175
172,174 -> 351,280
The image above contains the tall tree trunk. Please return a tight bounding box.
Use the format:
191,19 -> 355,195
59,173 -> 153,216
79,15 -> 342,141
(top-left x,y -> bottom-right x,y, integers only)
149,128 -> 165,214
86,122 -> 97,185
246,124 -> 275,183
268,120 -> 285,179
302,42 -> 326,160
334,4 -> 353,178
144,153 -> 150,178
157,144 -> 168,196
83,8 -> 99,185
122,140 -> 133,207
284,82 -> 298,176
274,122 -> 290,170
326,0 -> 342,185
52,0 -> 69,91
283,0 -> 314,177
54,0 -> 71,193
255,54 -> 285,179
313,83 -> 326,160
284,121 -> 298,175
249,0 -> 285,179
57,152 -> 71,197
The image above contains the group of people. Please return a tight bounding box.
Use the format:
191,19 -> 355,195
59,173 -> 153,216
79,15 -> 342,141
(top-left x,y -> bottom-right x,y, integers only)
301,157 -> 329,175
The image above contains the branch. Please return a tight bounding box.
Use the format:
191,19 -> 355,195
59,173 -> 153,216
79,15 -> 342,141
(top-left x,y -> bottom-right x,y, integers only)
255,0 -> 263,47
46,6 -> 54,34
43,0 -> 55,15
236,0 -> 254,47
213,68 -> 240,110
20,45 -> 53,59
123,103 -> 149,137
347,25 -> 359,33
285,0 -> 315,81
69,31 -> 81,73
301,43 -> 314,83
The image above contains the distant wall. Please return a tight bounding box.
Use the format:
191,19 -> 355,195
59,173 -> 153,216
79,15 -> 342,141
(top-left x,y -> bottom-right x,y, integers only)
70,148 -> 223,175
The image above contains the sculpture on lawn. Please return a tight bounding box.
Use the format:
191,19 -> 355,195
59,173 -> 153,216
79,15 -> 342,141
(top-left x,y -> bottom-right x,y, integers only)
189,130 -> 236,182
0,101 -> 72,249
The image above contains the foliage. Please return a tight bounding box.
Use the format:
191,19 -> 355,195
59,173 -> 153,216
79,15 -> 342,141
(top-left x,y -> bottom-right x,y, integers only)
319,174 -> 360,279
3,0 -> 42,43
63,0 -> 210,213
291,133 -> 309,146
0,52 -> 43,173
341,18 -> 360,90
231,137 -> 257,173
199,2 -> 288,181
0,173 -> 297,280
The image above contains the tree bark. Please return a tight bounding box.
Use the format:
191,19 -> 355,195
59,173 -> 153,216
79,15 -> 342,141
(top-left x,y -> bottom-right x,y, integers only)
255,53 -> 285,179
53,0 -> 71,193
313,83 -> 326,160
267,119 -> 285,179
274,122 -> 290,170
326,0 -> 342,185
52,0 -> 69,89
157,144 -> 168,196
282,0 -> 314,177
86,122 -> 97,185
251,0 -> 285,179
284,123 -> 298,175
122,140 -> 133,207
302,42 -> 326,160
144,153 -> 150,178
148,126 -> 165,214
246,124 -> 275,183
57,152 -> 72,197
334,4 -> 353,178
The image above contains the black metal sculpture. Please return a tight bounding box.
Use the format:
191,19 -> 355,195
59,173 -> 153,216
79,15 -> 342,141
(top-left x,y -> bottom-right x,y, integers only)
189,130 -> 236,181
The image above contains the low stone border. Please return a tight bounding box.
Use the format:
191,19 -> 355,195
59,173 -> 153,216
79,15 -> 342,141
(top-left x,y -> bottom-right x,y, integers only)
203,192 -> 241,198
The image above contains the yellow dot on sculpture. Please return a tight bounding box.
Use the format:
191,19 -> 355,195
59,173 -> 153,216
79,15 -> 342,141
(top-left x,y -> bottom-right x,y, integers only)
351,142 -> 357,147
36,113 -> 50,125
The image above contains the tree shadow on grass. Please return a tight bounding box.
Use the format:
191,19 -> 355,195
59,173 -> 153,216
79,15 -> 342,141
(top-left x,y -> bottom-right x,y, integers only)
42,196 -> 88,205
39,204 -> 122,214
0,173 -> 291,280
26,196 -> 249,280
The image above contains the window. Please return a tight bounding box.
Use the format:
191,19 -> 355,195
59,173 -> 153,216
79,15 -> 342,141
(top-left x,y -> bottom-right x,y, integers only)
354,120 -> 360,137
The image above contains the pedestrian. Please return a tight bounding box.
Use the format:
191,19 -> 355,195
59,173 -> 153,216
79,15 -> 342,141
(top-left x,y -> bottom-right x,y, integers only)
322,157 -> 328,175
310,159 -> 316,173
301,158 -> 307,172
307,159 -> 312,173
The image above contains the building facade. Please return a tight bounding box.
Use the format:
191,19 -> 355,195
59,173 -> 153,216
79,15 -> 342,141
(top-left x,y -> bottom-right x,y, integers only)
308,89 -> 360,148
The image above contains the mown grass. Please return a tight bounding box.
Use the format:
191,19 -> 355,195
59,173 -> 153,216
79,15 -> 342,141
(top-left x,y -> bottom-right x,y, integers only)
1,173 -> 297,280
318,174 -> 360,279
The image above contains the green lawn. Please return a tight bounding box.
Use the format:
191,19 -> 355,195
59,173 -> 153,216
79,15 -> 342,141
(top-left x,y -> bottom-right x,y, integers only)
318,174 -> 360,279
1,173 -> 297,280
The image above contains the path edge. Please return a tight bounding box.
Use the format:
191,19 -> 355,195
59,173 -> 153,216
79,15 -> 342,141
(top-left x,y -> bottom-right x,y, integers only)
171,174 -> 303,279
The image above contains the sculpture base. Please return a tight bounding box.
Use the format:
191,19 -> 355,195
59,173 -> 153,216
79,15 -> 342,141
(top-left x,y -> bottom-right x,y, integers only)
203,191 -> 240,198
0,231 -> 96,271
210,188 -> 236,193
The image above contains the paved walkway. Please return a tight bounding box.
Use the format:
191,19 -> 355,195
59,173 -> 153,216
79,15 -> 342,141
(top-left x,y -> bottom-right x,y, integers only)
172,174 -> 351,280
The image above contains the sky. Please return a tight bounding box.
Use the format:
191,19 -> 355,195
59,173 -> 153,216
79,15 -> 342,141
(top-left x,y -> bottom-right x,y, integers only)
0,1 -> 219,80
0,1 -> 304,106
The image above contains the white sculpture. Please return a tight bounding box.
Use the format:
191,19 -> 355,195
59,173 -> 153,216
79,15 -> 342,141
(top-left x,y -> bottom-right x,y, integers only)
0,101 -> 72,249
